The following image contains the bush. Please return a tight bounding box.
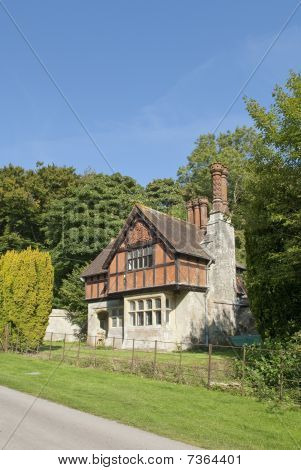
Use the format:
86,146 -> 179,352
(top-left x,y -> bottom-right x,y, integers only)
237,333 -> 301,402
0,248 -> 53,349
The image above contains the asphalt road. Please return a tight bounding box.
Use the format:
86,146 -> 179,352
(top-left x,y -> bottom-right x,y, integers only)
0,386 -> 197,450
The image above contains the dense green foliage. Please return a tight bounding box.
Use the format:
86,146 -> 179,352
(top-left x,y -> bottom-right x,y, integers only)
0,248 -> 53,348
145,178 -> 186,218
177,126 -> 257,261
44,171 -> 145,300
57,264 -> 88,336
0,163 -> 78,253
244,72 -> 301,339
236,333 -> 301,403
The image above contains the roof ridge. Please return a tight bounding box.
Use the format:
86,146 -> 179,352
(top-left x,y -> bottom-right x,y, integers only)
137,203 -> 203,230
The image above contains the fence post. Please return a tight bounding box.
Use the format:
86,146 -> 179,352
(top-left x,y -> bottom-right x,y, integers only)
207,343 -> 212,388
93,336 -> 97,367
17,328 -> 21,353
279,350 -> 284,401
153,340 -> 158,377
131,339 -> 135,372
3,324 -> 9,352
112,336 -> 115,350
241,346 -> 246,395
178,342 -> 183,382
62,334 -> 66,362
76,338 -> 81,367
48,332 -> 53,360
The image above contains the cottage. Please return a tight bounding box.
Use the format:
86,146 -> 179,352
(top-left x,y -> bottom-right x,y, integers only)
81,163 -> 248,349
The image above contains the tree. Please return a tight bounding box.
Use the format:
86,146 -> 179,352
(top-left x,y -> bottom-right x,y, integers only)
145,178 -> 186,218
244,72 -> 301,339
0,162 -> 79,254
177,127 -> 257,261
0,165 -> 41,253
0,248 -> 54,348
57,264 -> 88,336
44,171 -> 145,300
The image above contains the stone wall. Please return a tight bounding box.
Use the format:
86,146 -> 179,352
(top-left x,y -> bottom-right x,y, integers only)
204,211 -> 237,343
44,309 -> 80,342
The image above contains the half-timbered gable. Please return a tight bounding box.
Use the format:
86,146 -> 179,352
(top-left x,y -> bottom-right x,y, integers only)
81,204 -> 210,302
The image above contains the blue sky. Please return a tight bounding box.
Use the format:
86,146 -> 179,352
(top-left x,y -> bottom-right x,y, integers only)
0,1 -> 300,185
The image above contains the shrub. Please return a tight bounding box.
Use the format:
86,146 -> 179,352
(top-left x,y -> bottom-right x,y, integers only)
0,248 -> 53,349
237,333 -> 301,402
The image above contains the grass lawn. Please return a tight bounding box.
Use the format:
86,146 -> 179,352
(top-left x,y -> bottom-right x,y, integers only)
39,341 -> 238,385
0,352 -> 300,450
41,340 -> 237,365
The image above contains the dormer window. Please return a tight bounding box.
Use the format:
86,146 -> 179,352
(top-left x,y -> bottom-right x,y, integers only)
127,246 -> 153,271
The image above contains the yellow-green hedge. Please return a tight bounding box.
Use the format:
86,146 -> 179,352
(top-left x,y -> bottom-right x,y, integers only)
0,248 -> 53,348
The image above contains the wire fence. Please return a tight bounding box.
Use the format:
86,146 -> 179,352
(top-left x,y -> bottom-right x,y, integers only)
1,327 -> 300,405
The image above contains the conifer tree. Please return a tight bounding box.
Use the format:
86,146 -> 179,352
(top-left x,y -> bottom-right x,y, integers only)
0,248 -> 53,348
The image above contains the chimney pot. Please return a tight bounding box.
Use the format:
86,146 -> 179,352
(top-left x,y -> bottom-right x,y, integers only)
221,166 -> 229,214
193,198 -> 201,228
198,197 -> 209,231
210,162 -> 224,213
186,200 -> 194,224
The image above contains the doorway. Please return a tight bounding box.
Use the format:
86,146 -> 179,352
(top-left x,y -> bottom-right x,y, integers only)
97,311 -> 108,338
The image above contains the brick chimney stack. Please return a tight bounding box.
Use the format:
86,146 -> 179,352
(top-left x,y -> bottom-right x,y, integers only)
199,197 -> 209,231
187,200 -> 194,224
221,166 -> 229,214
193,198 -> 201,227
186,197 -> 209,233
210,162 -> 226,213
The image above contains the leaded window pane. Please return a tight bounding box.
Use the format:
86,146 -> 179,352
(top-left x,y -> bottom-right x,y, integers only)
137,311 -> 144,326
146,311 -> 152,325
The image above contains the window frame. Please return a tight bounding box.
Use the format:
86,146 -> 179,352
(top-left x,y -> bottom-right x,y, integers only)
111,308 -> 124,328
127,245 -> 153,271
127,295 -> 170,328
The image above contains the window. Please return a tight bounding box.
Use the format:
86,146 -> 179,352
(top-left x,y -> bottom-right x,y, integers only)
137,311 -> 144,326
118,310 -> 123,327
165,297 -> 171,325
146,311 -> 152,325
128,296 -> 165,327
111,308 -> 123,328
127,246 -> 153,271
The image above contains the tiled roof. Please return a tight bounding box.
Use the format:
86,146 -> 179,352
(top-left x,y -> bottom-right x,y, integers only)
137,205 -> 211,261
80,239 -> 115,278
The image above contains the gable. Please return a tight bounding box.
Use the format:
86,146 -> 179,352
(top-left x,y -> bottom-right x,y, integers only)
82,203 -> 212,279
126,220 -> 153,246
103,207 -> 175,270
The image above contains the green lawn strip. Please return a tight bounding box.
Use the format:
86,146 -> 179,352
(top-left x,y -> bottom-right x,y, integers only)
39,343 -> 234,383
41,341 -> 233,365
1,353 -> 300,450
